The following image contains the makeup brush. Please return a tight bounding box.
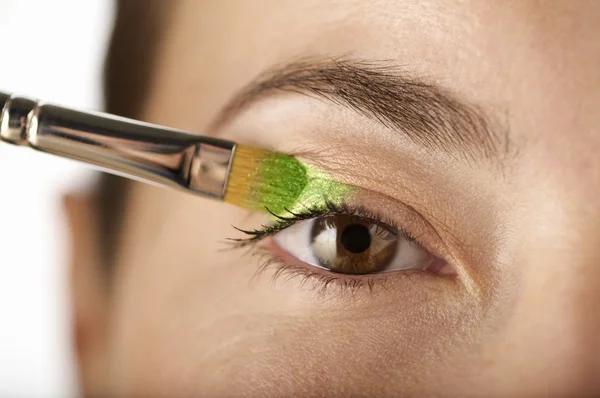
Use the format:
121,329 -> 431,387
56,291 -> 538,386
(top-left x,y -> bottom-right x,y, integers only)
0,92 -> 309,214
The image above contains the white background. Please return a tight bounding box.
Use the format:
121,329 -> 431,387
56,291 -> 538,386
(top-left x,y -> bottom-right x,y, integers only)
0,1 -> 114,396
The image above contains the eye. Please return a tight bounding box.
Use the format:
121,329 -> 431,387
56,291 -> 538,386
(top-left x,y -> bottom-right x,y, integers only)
273,214 -> 440,275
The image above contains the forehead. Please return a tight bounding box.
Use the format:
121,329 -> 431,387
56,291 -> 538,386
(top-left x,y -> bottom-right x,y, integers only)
146,1 -> 599,163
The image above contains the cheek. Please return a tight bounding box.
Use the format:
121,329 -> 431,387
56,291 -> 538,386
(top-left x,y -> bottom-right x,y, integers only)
103,185 -> 480,396
100,187 -> 238,392
104,186 -> 299,394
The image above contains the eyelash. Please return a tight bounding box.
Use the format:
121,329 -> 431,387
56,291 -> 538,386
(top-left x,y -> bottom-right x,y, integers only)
227,201 -> 431,294
229,201 -> 419,246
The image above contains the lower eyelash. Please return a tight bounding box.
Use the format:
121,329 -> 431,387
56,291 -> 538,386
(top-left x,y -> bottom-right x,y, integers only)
250,245 -> 396,295
239,238 -> 435,297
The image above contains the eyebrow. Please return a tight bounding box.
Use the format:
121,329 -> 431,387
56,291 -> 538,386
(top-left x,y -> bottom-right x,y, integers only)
212,58 -> 505,162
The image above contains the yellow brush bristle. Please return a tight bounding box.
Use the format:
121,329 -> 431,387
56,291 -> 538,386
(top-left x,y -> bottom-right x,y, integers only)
224,144 -> 270,210
224,144 -> 310,214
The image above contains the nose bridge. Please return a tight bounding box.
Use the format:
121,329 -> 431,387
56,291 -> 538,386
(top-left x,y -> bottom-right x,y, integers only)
491,187 -> 600,392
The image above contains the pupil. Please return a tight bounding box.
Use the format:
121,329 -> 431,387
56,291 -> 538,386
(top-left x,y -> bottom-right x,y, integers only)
340,223 -> 371,253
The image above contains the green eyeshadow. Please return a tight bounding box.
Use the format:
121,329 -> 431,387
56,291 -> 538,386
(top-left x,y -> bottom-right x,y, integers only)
257,153 -> 354,216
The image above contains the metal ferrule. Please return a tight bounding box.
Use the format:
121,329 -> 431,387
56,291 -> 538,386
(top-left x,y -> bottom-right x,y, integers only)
0,92 -> 236,199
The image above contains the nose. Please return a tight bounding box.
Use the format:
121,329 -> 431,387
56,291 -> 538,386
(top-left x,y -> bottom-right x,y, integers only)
482,197 -> 600,396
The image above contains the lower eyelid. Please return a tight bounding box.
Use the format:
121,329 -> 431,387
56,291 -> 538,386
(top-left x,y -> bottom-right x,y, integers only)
256,238 -> 398,292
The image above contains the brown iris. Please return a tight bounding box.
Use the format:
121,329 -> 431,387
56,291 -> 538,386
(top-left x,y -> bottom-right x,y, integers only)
309,215 -> 398,274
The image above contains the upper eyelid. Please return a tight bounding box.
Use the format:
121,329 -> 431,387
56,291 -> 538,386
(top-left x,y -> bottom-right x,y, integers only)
228,201 -> 410,249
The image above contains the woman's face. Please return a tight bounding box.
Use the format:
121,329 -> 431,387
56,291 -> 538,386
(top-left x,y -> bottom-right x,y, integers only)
71,1 -> 600,396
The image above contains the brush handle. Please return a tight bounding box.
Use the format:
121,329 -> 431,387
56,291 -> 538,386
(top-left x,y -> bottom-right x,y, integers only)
0,92 -> 235,199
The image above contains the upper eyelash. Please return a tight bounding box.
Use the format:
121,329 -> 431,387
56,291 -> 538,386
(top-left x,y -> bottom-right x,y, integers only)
227,200 -> 416,248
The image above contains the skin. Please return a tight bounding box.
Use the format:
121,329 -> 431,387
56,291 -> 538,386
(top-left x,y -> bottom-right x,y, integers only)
67,1 -> 600,396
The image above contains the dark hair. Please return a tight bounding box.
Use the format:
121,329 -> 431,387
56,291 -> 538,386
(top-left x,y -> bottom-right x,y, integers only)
99,0 -> 173,264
